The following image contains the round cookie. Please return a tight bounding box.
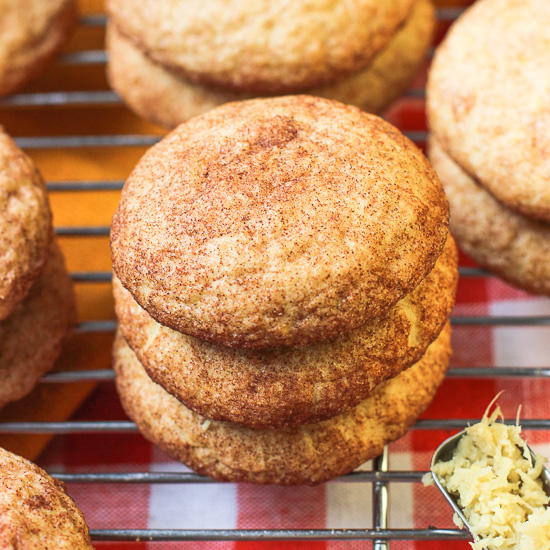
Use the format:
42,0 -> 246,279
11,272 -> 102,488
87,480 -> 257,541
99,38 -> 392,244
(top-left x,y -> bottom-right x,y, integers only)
114,234 -> 457,428
428,0 -> 550,222
107,0 -> 414,94
0,447 -> 92,549
114,323 -> 451,485
430,138 -> 550,296
111,95 -> 449,349
318,0 -> 434,114
107,0 -> 435,128
0,130 -> 51,321
0,0 -> 77,96
0,242 -> 75,409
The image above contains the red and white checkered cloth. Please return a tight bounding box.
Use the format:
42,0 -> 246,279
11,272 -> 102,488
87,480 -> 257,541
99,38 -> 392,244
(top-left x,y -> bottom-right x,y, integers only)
38,156 -> 550,550
37,8 -> 550,548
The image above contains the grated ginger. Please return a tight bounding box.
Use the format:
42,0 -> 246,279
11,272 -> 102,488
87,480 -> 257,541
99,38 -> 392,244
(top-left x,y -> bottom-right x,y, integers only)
431,403 -> 550,550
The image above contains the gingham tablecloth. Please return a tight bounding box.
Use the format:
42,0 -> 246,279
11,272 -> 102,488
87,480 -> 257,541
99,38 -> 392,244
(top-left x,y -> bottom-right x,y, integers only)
39,265 -> 550,550
4,0 -> 550,548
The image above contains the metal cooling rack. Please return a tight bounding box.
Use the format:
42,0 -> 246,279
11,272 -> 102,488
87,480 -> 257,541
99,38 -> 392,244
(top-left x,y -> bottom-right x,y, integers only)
1,6 -> 549,547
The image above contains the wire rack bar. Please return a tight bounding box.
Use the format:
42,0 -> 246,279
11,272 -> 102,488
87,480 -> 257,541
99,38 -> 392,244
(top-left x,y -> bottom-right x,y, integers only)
59,50 -> 107,64
56,226 -> 109,236
451,315 -> 550,326
59,49 -> 438,68
71,272 -> 112,282
0,91 -> 120,107
38,366 -> 550,384
77,320 -> 116,332
47,180 -> 124,191
50,470 -> 426,484
66,267 -> 488,280
42,369 -> 115,383
1,89 -> 427,108
3,419 -> 550,434
89,528 -> 467,542
79,9 -> 465,27
0,421 -> 136,433
15,135 -> 160,149
447,367 -> 550,378
459,267 -> 488,276
80,14 -> 107,26
16,131 -> 427,149
73,316 -> 550,335
435,8 -> 466,20
372,447 -> 389,550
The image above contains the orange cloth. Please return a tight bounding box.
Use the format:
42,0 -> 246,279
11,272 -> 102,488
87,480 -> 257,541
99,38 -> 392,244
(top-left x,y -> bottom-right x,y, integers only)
0,0 -> 164,460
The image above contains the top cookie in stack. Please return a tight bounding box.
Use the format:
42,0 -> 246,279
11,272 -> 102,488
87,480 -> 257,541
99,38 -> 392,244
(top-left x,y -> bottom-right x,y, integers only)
111,95 -> 457,484
106,0 -> 435,127
427,0 -> 550,295
112,95 -> 448,349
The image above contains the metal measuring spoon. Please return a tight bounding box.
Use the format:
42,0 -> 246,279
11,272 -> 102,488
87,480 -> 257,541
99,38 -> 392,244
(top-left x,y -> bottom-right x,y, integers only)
430,429 -> 550,547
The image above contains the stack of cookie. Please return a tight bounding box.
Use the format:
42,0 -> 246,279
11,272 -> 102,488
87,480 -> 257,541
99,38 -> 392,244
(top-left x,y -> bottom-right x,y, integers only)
0,0 -> 77,96
427,0 -> 550,295
0,130 -> 75,410
111,95 -> 457,484
106,0 -> 435,128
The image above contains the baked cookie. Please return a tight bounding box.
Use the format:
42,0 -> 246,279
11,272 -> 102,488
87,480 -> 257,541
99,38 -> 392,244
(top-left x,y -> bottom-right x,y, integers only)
318,0 -> 434,115
0,0 -> 77,96
111,95 -> 449,349
114,323 -> 451,485
0,242 -> 75,409
0,447 -> 92,549
107,0 -> 414,94
107,0 -> 435,128
114,234 -> 457,428
0,130 -> 51,321
428,0 -> 550,222
430,138 -> 550,296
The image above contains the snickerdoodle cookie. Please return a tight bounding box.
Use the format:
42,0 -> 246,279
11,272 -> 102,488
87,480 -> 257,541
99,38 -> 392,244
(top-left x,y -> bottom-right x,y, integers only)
0,130 -> 51,321
428,0 -> 550,222
0,0 -> 77,96
107,0 -> 434,128
107,0 -> 414,94
430,138 -> 550,296
114,323 -> 451,485
0,447 -> 93,549
111,96 -> 449,349
114,235 -> 457,428
0,243 -> 75,410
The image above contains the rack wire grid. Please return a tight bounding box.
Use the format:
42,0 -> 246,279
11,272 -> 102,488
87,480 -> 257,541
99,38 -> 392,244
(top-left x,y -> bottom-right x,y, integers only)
1,5 -> 549,548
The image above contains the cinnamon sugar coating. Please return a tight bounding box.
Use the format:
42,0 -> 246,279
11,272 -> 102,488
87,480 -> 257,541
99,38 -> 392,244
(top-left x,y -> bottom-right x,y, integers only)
0,0 -> 77,96
430,137 -> 550,296
0,130 -> 51,320
113,235 -> 456,428
111,96 -> 449,348
114,324 -> 451,485
106,0 -> 434,128
107,0 -> 414,94
428,0 -> 550,222
0,243 -> 75,409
